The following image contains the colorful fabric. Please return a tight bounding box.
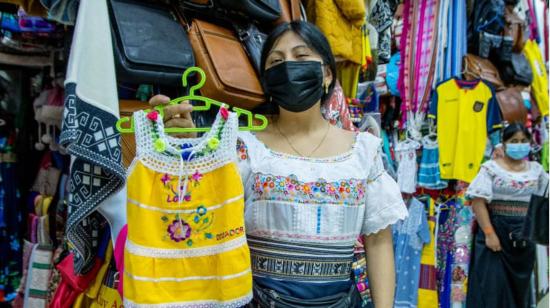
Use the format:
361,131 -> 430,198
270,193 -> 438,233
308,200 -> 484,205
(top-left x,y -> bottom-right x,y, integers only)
395,139 -> 421,194
417,198 -> 439,308
393,198 -> 430,308
436,203 -> 458,308
429,78 -> 502,182
418,136 -> 448,190
450,198 -> 473,306
124,109 -> 252,307
24,245 -> 53,308
524,39 -> 549,116
59,0 -> 124,274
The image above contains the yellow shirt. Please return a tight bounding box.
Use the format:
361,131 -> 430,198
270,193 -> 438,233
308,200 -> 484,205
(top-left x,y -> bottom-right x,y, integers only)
524,39 -> 549,116
124,109 -> 252,307
428,78 -> 502,183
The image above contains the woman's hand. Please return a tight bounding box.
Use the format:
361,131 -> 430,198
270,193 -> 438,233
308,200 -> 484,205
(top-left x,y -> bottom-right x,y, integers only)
485,233 -> 502,252
149,94 -> 196,138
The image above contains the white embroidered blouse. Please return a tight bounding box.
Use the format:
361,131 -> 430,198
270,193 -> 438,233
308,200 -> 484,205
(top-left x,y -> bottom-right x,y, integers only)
236,131 -> 407,296
467,160 -> 549,203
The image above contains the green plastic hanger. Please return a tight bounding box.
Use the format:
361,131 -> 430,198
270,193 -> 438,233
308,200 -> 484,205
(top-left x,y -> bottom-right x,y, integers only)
116,67 -> 269,134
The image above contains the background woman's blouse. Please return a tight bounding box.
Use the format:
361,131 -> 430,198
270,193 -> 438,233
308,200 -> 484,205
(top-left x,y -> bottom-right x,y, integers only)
466,160 -> 548,203
236,131 -> 408,298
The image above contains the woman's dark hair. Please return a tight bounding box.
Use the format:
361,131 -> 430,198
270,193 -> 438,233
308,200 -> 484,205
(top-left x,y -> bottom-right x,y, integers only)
259,21 -> 337,104
502,122 -> 531,142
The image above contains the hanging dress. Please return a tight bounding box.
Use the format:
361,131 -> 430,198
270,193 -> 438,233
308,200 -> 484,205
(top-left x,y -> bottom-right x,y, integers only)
466,160 -> 549,308
123,108 -> 252,307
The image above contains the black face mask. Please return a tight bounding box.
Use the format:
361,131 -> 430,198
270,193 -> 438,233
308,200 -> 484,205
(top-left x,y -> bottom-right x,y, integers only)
263,61 -> 324,112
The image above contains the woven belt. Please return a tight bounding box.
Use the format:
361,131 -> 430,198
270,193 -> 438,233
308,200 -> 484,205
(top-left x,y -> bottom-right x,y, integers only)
488,200 -> 530,217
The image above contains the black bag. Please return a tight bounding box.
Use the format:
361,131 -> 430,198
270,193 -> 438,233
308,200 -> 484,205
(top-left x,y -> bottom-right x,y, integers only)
522,186 -> 549,245
109,0 -> 195,86
468,0 -> 505,51
234,23 -> 266,74
179,0 -> 281,24
499,53 -> 533,86
219,0 -> 281,23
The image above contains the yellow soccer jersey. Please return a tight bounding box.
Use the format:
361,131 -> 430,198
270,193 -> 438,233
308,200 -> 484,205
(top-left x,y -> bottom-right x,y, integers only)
524,39 -> 549,116
428,78 -> 502,183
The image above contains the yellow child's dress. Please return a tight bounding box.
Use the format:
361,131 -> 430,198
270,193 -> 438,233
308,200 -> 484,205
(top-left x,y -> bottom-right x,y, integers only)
123,107 -> 252,307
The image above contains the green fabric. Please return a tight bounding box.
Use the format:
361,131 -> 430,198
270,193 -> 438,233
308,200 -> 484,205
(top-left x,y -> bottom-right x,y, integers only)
542,141 -> 549,172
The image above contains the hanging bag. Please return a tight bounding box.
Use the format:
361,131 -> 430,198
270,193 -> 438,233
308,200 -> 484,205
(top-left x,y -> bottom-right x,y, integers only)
108,0 -> 195,86
188,19 -> 265,110
499,53 -> 533,86
522,186 -> 549,245
495,87 -> 528,123
504,6 -> 527,52
463,54 -> 505,90
179,0 -> 281,24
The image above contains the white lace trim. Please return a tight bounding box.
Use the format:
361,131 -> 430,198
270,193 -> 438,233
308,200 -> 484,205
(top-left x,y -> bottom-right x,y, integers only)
127,194 -> 244,214
125,236 -> 247,259
124,268 -> 251,282
133,110 -> 238,176
123,292 -> 253,308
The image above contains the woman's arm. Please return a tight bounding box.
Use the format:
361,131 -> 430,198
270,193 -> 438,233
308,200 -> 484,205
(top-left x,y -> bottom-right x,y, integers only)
364,227 -> 395,308
471,197 -> 501,252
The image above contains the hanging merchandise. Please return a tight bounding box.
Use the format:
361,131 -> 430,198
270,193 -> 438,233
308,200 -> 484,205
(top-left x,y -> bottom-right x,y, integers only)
305,0 -> 366,98
386,53 -> 400,97
523,39 -> 549,117
496,87 -> 528,124
393,198 -> 431,308
395,138 -> 421,194
436,200 -> 458,308
449,195 -> 474,306
59,0 -> 125,274
429,78 -> 502,183
499,52 -> 534,87
418,135 -> 448,190
368,0 -> 393,63
416,197 -> 439,308
462,54 -> 505,90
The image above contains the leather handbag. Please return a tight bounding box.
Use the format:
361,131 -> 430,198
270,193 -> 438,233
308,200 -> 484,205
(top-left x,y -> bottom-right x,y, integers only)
504,5 -> 527,52
522,186 -> 548,245
273,0 -> 301,25
218,0 -> 281,23
234,22 -> 266,74
188,19 -> 265,110
109,0 -> 195,86
180,0 -> 281,24
499,53 -> 533,86
496,87 -> 528,123
463,54 -> 505,90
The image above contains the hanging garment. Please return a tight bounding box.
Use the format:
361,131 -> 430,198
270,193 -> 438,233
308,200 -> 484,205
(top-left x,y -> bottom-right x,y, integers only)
395,139 -> 421,194
337,62 -> 362,100
466,160 -> 549,308
428,78 -> 503,183
450,196 -> 474,306
417,198 -> 439,308
418,136 -> 448,190
523,39 -> 549,116
124,108 -> 252,307
59,0 -> 124,274
437,203 -> 458,308
392,198 -> 430,308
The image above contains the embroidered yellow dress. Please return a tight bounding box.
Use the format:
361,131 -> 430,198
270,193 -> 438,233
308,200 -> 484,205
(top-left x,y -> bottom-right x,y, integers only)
123,108 -> 252,307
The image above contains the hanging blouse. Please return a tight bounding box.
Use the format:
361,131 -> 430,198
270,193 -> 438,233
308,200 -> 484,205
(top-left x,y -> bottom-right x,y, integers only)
124,109 -> 252,307
237,131 -> 408,299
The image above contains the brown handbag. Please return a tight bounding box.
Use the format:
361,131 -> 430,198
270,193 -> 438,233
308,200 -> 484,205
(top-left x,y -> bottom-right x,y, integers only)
188,19 -> 265,110
496,87 -> 528,124
463,54 -> 505,90
273,0 -> 301,25
504,6 -> 527,52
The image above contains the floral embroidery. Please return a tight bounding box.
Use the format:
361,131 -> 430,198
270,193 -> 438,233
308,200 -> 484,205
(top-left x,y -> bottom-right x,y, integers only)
167,220 -> 192,242
220,106 -> 229,120
161,174 -> 171,186
161,205 -> 215,245
192,171 -> 203,182
252,173 -> 366,205
237,139 -> 248,161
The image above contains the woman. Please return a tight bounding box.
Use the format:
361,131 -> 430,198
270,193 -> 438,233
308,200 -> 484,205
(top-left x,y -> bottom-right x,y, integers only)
150,21 -> 407,307
466,123 -> 548,308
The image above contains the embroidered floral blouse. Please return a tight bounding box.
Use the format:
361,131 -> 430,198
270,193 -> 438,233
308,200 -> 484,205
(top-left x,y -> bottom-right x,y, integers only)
466,160 -> 549,204
236,131 -> 408,299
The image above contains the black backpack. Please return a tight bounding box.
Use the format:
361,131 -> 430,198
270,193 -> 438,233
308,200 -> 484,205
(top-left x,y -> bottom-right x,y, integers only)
468,0 -> 506,50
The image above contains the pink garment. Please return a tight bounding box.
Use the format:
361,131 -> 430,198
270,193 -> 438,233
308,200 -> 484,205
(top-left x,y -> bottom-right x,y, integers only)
323,81 -> 358,132
114,224 -> 128,298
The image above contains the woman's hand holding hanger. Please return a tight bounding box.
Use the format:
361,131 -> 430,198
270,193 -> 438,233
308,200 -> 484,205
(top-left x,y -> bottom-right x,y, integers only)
149,94 -> 196,138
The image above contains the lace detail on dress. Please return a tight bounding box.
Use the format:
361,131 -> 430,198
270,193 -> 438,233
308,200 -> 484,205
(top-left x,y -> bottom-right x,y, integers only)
132,109 -> 238,176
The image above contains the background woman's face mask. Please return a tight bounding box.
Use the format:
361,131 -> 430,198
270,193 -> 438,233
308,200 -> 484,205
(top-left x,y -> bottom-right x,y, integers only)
263,61 -> 324,112
505,143 -> 531,160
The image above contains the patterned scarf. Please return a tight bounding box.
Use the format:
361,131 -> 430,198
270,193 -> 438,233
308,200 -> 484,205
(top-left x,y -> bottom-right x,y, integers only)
60,0 -> 124,274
